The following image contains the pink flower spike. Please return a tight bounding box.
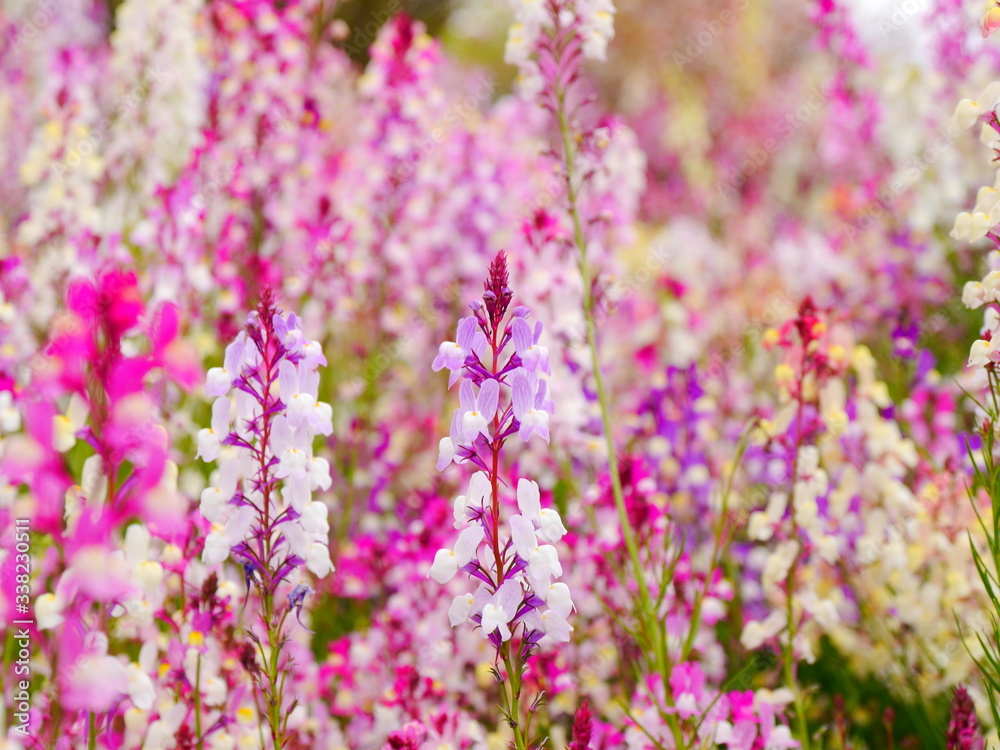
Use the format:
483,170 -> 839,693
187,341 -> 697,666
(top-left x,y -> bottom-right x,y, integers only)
568,701 -> 593,750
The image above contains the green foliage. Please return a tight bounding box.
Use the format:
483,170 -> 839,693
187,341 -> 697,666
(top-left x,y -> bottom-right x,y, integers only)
308,592 -> 374,662
799,638 -> 949,750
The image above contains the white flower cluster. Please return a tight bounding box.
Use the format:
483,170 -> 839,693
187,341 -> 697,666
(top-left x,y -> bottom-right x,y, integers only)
106,0 -> 208,234
576,0 -> 616,61
962,251 -> 1000,368
430,475 -> 574,644
949,81 -> 1000,371
504,0 -> 616,98
952,83 -> 1000,245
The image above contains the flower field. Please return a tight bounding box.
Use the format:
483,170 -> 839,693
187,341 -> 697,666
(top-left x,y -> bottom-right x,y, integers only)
6,0 -> 1000,748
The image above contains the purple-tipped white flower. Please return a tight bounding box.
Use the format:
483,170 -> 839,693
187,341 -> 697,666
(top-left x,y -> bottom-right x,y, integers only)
429,524 -> 485,584
536,607 -> 573,642
454,471 -> 491,527
204,335 -> 247,397
273,311 -> 307,356
517,478 -> 567,542
512,317 -> 550,374
279,360 -> 333,435
459,378 -> 499,443
432,316 -> 487,386
448,592 -> 476,626
480,579 -> 523,641
543,581 -> 574,614
436,436 -> 456,471
196,397 -> 230,461
512,371 -> 550,443
510,515 -> 562,586
203,504 -> 255,565
436,410 -> 464,470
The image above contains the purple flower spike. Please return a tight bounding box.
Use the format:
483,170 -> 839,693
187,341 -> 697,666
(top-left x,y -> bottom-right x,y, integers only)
430,252 -> 572,665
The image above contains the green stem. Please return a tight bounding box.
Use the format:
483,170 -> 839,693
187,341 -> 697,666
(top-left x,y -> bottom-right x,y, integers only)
194,653 -> 204,750
783,377 -> 810,750
261,589 -> 288,749
682,429 -> 753,670
555,86 -> 648,610
502,648 -> 528,750
553,60 -> 684,750
88,713 -> 97,750
783,613 -> 810,748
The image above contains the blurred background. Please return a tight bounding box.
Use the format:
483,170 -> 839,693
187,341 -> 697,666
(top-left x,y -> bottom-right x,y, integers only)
3,0 -> 1000,746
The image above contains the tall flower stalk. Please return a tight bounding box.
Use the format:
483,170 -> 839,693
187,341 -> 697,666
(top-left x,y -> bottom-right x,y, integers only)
1,269 -> 195,749
505,0 -> 683,741
196,290 -> 335,749
429,251 -> 569,749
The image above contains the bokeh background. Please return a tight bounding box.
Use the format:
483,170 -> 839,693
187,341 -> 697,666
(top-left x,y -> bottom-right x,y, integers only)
3,0 -> 1000,747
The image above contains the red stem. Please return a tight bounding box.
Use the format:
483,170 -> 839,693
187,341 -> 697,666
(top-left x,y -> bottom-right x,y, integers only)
489,322 -> 504,587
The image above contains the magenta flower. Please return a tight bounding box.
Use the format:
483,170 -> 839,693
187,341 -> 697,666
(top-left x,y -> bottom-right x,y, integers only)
947,685 -> 985,750
669,662 -> 708,720
568,700 -> 593,750
383,721 -> 429,750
